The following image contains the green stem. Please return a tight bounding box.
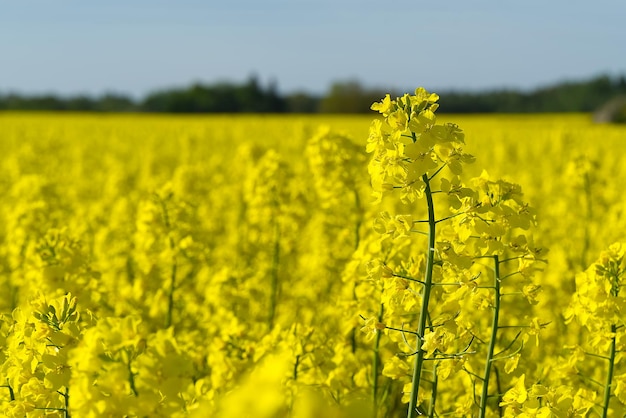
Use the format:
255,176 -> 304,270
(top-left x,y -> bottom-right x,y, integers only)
350,288 -> 358,353
165,235 -> 177,329
351,189 -> 362,353
602,265 -> 621,417
125,256 -> 135,283
373,302 -> 384,416
293,355 -> 300,380
6,379 -> 15,401
268,221 -> 281,330
127,351 -> 139,397
428,363 -> 439,418
407,174 -> 437,418
479,255 -> 501,418
494,365 -> 503,417
602,324 -> 616,418
64,387 -> 70,418
158,196 -> 177,330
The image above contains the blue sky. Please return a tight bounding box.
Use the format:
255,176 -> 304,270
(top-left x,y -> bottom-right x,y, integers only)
2,0 -> 625,98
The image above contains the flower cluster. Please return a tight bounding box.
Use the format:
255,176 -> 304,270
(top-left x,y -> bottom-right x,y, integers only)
365,88 -> 546,417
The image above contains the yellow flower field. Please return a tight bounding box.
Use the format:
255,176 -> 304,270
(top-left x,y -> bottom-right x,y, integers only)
1,92 -> 626,417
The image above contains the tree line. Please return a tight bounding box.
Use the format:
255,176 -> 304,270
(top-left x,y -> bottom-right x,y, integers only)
2,74 -> 626,114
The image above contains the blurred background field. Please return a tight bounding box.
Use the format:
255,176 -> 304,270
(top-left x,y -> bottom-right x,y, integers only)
1,110 -> 625,415
2,110 -> 624,260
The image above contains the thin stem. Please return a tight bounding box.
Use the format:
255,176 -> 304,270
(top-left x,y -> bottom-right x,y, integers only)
601,268 -> 620,418
407,173 -> 437,418
435,212 -> 464,224
384,325 -> 420,336
494,366 -> 503,417
584,351 -> 611,361
428,363 -> 439,418
5,380 -> 15,401
268,221 -> 281,330
494,331 -> 522,357
64,387 -> 70,418
491,342 -> 524,362
463,368 -> 485,381
373,302 -> 384,417
293,355 -> 300,380
351,189 -> 362,353
127,351 -> 139,397
469,331 -> 487,345
479,255 -> 501,418
500,271 -> 521,281
601,324 -> 616,418
577,372 -> 604,388
165,234 -> 177,329
158,197 -> 177,330
498,255 -> 527,264
428,163 -> 448,182
392,272 -> 425,284
412,212 -> 464,225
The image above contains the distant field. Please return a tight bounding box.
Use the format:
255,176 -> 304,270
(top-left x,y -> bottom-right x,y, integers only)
1,109 -> 625,416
